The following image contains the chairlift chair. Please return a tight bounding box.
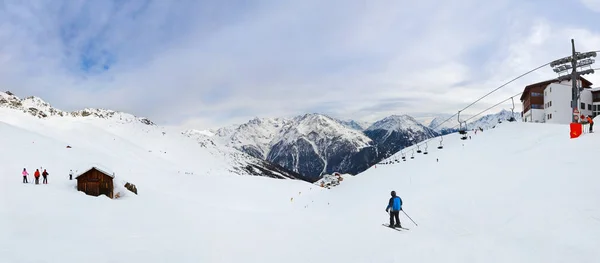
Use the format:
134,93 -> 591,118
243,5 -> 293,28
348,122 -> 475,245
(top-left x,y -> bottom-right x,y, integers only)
410,149 -> 415,159
458,111 -> 468,139
416,144 -> 422,154
508,97 -> 517,122
437,136 -> 444,149
401,152 -> 406,161
423,142 -> 429,154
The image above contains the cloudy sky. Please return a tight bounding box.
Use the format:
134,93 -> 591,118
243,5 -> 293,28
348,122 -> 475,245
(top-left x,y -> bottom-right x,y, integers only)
2,0 -> 600,129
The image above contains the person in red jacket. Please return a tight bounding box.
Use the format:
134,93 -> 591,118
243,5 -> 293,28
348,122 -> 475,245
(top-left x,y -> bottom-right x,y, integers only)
34,169 -> 40,185
587,115 -> 594,133
42,169 -> 49,184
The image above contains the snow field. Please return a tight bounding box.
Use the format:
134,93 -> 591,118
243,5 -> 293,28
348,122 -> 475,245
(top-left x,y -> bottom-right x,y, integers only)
1,108 -> 600,262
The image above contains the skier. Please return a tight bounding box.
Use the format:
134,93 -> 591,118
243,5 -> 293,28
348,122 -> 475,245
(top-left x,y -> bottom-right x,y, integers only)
42,169 -> 49,184
587,115 -> 594,133
34,169 -> 40,184
69,170 -> 73,180
385,190 -> 403,228
22,168 -> 29,183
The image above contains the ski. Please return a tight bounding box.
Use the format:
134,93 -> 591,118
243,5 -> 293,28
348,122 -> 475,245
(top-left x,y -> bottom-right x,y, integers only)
381,224 -> 403,231
382,224 -> 409,230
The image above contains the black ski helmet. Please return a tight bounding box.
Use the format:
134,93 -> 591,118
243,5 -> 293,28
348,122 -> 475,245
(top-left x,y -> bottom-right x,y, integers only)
391,191 -> 396,197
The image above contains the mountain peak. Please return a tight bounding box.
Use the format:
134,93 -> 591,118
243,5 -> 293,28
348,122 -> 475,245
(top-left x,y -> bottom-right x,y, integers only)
0,91 -> 154,125
366,114 -> 426,132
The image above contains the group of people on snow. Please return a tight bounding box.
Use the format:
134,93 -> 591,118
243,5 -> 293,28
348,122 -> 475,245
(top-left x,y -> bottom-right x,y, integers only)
22,168 -> 49,184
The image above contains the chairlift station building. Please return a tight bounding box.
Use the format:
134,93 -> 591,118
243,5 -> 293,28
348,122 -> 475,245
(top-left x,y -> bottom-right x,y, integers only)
520,77 -> 600,124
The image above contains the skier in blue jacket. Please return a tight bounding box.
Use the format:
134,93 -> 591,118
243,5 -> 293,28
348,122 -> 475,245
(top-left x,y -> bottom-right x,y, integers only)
385,190 -> 402,228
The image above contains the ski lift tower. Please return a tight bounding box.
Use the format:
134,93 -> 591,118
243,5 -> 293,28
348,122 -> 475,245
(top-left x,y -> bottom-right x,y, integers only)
550,39 -> 596,123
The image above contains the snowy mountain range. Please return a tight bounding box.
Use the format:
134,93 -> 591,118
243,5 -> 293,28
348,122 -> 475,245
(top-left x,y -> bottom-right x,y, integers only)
0,91 -> 308,181
2,90 -> 523,183
208,113 -> 440,181
466,109 -> 522,130
364,115 -> 438,159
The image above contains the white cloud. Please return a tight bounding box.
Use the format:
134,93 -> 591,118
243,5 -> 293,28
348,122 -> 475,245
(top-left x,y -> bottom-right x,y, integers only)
2,0 -> 600,129
581,0 -> 600,12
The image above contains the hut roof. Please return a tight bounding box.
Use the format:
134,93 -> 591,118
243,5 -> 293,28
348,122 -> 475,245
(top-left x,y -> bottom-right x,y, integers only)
75,165 -> 115,179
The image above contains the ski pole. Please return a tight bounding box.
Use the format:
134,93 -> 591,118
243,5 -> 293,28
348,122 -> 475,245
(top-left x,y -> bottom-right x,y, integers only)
402,209 -> 418,226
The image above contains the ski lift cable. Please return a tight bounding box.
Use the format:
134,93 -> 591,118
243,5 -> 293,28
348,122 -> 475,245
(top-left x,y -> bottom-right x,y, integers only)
424,60 -> 550,135
388,57 -> 570,157
457,61 -> 550,114
448,91 -> 524,130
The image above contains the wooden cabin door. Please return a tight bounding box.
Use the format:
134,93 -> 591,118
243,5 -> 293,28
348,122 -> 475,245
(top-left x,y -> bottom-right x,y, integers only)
87,182 -> 100,196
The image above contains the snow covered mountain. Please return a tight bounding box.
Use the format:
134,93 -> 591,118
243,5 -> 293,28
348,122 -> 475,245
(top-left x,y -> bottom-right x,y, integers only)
213,113 -> 447,181
0,91 -> 306,181
426,115 -> 461,134
338,119 -> 371,131
364,115 -> 439,158
267,114 -> 377,182
467,109 -> 522,130
212,117 -> 292,159
0,91 -> 155,125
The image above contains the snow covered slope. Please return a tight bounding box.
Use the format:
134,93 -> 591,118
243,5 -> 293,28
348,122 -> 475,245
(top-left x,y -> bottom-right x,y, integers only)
0,91 -> 305,180
364,115 -> 438,158
3,116 -> 599,262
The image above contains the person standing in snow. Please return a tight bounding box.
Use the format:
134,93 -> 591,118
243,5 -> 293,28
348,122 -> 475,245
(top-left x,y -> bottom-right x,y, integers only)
69,170 -> 73,180
385,191 -> 403,228
587,115 -> 594,133
34,169 -> 40,185
42,169 -> 49,184
22,168 -> 29,183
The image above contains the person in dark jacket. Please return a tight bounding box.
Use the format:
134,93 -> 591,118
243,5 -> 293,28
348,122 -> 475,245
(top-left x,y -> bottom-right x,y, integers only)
385,190 -> 403,228
42,169 -> 49,184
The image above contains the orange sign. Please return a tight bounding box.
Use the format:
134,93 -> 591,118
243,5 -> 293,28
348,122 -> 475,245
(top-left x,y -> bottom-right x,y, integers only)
570,123 -> 582,139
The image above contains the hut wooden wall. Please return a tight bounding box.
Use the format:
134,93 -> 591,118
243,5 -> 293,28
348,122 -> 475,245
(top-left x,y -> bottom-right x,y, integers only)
76,168 -> 114,199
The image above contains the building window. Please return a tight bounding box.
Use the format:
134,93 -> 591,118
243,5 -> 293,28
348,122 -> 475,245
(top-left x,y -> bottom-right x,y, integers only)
581,102 -> 586,109
549,101 -> 552,107
532,92 -> 543,97
550,87 -> 552,92
589,104 -> 592,111
550,113 -> 552,119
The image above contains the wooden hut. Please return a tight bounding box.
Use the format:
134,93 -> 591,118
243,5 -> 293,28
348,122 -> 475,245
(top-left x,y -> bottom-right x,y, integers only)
76,167 -> 115,199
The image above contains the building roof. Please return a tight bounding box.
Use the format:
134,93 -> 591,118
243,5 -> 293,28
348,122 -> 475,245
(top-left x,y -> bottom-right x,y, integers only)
520,76 -> 593,101
75,166 -> 115,179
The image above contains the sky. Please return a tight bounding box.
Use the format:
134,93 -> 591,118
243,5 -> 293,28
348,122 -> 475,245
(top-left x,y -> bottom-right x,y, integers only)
2,0 -> 600,130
